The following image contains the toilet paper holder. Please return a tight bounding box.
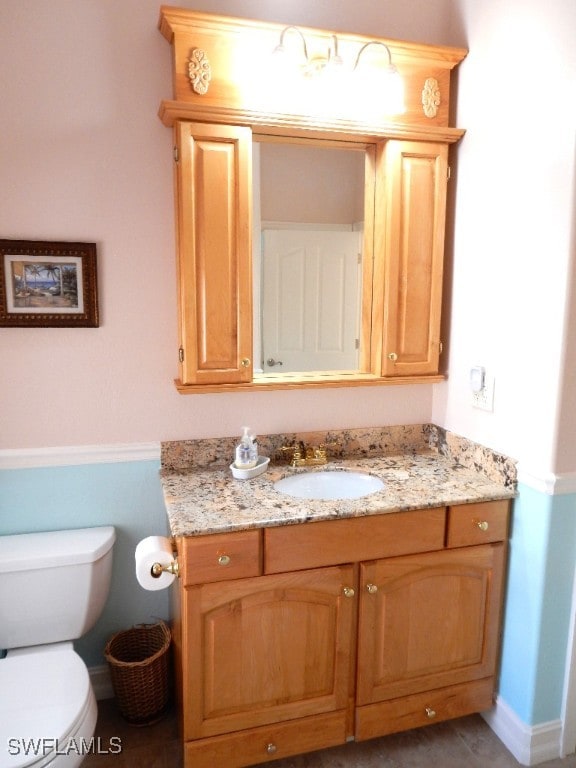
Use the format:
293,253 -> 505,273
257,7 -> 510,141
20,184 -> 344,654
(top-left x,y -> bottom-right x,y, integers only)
150,558 -> 180,579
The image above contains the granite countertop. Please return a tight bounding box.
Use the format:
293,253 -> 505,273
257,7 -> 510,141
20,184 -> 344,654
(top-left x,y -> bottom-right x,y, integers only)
161,444 -> 516,538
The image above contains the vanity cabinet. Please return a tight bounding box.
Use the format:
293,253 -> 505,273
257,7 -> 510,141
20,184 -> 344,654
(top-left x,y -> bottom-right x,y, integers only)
173,124 -> 449,387
172,500 -> 509,767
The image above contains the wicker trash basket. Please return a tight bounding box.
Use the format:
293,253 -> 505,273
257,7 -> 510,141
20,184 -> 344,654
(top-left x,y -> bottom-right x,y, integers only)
104,620 -> 171,725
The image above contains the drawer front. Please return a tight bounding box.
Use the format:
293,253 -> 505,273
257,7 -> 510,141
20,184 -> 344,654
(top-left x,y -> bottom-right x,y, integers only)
446,500 -> 510,548
179,529 -> 261,585
184,710 -> 347,768
265,508 -> 446,574
355,677 -> 494,741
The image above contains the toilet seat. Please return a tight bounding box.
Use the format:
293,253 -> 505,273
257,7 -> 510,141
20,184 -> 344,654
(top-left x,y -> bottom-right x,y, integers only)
0,643 -> 94,768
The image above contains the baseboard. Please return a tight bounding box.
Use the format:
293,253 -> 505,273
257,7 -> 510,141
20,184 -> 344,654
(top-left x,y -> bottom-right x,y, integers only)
482,697 -> 563,765
90,664 -> 114,701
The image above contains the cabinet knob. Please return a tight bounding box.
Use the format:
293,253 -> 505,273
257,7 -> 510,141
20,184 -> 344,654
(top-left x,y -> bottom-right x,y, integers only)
240,358 -> 251,367
475,520 -> 489,532
425,707 -> 436,719
218,554 -> 231,566
266,743 -> 277,755
366,583 -> 378,594
387,352 -> 398,361
343,587 -> 355,598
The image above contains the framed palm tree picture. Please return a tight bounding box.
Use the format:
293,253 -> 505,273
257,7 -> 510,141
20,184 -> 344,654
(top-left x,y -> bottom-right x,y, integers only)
0,240 -> 99,327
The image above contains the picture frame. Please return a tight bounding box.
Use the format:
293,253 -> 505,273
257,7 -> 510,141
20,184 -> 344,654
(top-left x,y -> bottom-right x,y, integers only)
0,239 -> 99,327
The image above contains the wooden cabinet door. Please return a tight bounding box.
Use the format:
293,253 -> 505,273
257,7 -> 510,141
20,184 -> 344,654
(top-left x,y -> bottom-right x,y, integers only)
182,565 -> 355,739
373,140 -> 448,377
175,121 -> 252,385
356,543 -> 505,705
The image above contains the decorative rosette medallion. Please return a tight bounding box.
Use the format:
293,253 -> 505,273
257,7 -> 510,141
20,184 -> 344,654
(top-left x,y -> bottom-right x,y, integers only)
188,48 -> 211,95
421,77 -> 441,118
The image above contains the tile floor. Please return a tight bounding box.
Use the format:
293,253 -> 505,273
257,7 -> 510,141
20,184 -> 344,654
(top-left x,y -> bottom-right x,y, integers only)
84,698 -> 576,768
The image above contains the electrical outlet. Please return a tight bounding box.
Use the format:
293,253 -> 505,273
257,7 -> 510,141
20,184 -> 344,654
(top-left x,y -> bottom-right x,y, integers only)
471,373 -> 495,411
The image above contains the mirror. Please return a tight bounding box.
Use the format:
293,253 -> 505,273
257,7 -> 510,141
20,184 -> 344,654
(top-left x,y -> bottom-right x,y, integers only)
253,140 -> 369,375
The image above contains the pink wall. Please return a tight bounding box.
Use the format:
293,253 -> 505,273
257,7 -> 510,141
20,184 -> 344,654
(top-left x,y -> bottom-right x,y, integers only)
431,0 -> 576,479
0,0 -> 455,450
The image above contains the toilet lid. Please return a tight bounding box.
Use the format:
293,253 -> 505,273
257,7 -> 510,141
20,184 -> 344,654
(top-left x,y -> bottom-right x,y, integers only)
0,645 -> 92,768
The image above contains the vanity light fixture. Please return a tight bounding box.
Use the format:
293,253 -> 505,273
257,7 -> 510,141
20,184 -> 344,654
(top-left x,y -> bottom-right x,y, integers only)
272,26 -> 404,114
272,27 -> 307,63
353,40 -> 398,79
273,26 -> 343,78
352,39 -> 405,115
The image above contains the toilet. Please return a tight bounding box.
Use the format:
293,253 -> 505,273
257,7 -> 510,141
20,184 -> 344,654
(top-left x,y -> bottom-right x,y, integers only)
0,526 -> 116,768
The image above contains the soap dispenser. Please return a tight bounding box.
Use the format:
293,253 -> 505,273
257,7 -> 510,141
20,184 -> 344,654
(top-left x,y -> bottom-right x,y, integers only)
235,426 -> 258,469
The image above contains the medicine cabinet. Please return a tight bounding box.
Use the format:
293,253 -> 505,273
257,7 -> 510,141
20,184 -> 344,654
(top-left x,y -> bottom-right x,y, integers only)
158,7 -> 467,393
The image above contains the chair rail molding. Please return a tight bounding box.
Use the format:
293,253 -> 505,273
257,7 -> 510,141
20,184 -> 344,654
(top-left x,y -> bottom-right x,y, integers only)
516,464 -> 576,495
0,442 -> 161,470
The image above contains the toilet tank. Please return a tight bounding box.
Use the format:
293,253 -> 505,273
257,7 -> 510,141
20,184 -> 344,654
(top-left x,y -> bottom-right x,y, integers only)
0,526 -> 115,650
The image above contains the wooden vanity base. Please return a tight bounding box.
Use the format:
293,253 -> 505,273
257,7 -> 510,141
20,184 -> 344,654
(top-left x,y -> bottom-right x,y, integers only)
172,500 -> 509,768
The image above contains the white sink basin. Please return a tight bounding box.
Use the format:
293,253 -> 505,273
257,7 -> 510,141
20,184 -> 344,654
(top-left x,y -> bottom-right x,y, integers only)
274,470 -> 384,500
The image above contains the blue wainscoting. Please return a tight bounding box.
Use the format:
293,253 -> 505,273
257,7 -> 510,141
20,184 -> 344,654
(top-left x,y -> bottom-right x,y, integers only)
0,458 -> 170,667
498,484 -> 576,724
2,455 -> 576,745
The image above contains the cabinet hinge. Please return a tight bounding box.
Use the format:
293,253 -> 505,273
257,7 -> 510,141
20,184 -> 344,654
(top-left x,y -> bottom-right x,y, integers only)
178,346 -> 184,363
439,341 -> 444,354
173,146 -> 180,163
447,166 -> 451,181
355,338 -> 360,350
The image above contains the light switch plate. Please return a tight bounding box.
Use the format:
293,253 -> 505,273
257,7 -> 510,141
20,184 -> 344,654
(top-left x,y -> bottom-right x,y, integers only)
471,373 -> 495,411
